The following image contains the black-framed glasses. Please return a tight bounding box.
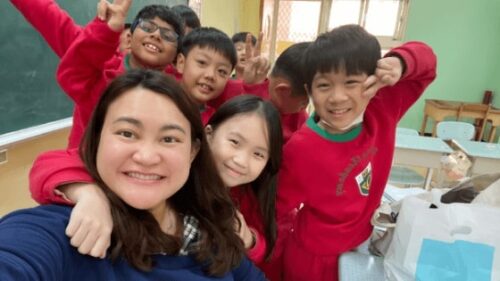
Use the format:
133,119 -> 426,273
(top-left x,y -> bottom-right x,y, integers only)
137,19 -> 178,43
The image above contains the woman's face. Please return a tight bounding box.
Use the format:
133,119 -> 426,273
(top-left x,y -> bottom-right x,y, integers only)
206,112 -> 270,188
96,87 -> 198,218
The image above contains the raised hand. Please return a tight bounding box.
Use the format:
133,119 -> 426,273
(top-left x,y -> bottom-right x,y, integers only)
362,56 -> 404,98
97,0 -> 132,32
243,32 -> 271,85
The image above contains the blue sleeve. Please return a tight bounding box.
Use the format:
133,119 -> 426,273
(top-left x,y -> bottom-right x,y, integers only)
0,206 -> 71,281
232,257 -> 268,281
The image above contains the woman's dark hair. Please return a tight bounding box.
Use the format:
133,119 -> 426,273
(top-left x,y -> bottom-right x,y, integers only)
207,95 -> 283,260
303,24 -> 381,92
171,5 -> 201,32
130,5 -> 184,53
80,69 -> 244,275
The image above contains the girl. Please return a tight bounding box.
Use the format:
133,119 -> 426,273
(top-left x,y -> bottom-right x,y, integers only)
0,69 -> 265,280
205,95 -> 283,264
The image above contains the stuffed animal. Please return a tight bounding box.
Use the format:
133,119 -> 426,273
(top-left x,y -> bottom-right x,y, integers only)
439,150 -> 472,186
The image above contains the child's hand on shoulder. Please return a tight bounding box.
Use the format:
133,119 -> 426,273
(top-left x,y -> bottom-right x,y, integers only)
60,182 -> 113,259
243,32 -> 270,85
362,56 -> 404,98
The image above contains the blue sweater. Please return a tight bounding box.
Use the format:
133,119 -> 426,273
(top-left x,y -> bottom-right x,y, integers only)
0,205 -> 266,281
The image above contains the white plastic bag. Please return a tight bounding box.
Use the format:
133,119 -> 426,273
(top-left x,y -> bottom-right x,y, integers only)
384,190 -> 500,281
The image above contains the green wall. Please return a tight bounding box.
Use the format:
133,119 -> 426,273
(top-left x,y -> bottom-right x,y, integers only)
399,0 -> 500,134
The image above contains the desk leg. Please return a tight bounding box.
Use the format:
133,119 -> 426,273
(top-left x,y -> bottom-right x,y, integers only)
489,126 -> 497,143
424,168 -> 433,190
420,115 -> 428,135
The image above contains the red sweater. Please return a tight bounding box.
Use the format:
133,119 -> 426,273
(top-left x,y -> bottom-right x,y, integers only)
230,186 -> 267,264
276,41 -> 436,259
10,0 -> 82,58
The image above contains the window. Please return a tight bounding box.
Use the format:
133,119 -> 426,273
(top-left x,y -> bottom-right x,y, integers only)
262,0 -> 410,60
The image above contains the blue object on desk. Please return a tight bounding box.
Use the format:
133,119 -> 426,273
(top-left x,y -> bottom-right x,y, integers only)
416,239 -> 494,281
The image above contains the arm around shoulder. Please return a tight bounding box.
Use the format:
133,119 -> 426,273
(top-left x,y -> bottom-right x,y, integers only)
29,149 -> 93,205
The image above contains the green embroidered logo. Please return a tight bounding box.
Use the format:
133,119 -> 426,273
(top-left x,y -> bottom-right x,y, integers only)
355,163 -> 372,196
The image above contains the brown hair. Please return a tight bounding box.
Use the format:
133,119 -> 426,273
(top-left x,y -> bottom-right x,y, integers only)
80,69 -> 244,275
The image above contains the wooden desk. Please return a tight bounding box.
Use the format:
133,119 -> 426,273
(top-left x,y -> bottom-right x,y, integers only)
394,134 -> 453,189
450,139 -> 500,175
420,99 -> 500,142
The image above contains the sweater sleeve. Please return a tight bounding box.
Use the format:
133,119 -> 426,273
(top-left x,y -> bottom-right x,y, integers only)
57,18 -> 121,105
29,149 -> 93,205
10,0 -> 82,58
0,206 -> 71,281
382,41 -> 437,120
231,256 -> 267,281
246,227 -> 267,264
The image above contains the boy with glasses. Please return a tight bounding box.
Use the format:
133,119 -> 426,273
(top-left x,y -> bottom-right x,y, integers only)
58,0 -> 183,149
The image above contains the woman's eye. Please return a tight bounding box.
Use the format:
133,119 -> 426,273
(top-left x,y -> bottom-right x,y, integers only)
117,131 -> 134,138
162,136 -> 179,143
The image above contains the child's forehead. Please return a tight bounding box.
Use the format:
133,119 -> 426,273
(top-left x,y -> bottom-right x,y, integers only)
188,46 -> 232,64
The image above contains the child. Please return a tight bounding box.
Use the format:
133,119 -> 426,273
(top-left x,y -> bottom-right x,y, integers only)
171,4 -> 201,35
215,42 -> 311,143
232,32 -> 257,80
205,95 -> 283,267
57,0 -> 183,148
275,25 -> 437,280
0,69 -> 265,280
175,27 -> 237,124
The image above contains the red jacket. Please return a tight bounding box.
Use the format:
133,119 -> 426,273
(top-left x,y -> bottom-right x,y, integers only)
10,0 -> 82,58
274,41 -> 437,280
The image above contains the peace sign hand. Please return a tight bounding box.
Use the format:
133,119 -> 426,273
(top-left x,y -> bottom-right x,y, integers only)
243,32 -> 271,85
97,0 -> 132,32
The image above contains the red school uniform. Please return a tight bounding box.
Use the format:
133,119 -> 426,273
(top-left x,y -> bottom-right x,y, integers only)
275,41 -> 437,281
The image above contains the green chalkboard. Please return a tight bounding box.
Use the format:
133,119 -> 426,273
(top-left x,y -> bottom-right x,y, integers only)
0,0 -> 187,135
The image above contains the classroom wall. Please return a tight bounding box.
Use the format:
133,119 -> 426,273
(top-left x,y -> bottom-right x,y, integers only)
200,0 -> 260,37
0,129 -> 69,216
399,0 -> 500,131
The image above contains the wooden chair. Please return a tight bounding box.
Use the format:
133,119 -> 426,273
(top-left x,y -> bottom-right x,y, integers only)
456,103 -> 491,141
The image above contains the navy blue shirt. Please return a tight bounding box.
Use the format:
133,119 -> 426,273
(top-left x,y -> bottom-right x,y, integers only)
0,205 -> 266,281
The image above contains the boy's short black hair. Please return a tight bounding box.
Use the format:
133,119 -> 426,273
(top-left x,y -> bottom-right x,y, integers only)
270,42 -> 310,97
232,32 -> 256,46
130,5 -> 184,52
171,5 -> 201,31
303,24 -> 381,91
181,27 -> 237,69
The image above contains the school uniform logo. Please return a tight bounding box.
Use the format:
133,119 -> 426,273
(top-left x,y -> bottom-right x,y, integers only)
355,163 -> 372,196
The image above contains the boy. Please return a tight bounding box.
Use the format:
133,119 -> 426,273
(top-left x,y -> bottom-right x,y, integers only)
175,27 -> 237,124
232,32 -> 257,80
275,25 -> 436,280
171,4 -> 201,35
57,0 -> 183,148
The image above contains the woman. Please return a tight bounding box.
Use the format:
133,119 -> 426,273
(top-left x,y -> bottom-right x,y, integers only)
0,69 -> 265,280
